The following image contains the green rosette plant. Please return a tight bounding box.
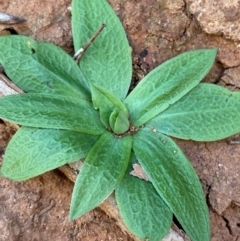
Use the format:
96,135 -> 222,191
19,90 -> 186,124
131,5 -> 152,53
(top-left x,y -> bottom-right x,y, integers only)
0,1 -> 240,241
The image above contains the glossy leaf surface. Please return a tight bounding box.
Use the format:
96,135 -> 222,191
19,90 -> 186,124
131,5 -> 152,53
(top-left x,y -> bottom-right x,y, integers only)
147,83 -> 240,141
0,35 -> 90,99
72,0 -> 132,100
125,49 -> 217,126
133,127 -> 210,241
1,127 -> 98,181
70,131 -> 132,220
0,93 -> 104,135
116,155 -> 172,241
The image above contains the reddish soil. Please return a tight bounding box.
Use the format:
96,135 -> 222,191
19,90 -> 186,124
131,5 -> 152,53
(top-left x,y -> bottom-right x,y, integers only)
1,0 -> 240,240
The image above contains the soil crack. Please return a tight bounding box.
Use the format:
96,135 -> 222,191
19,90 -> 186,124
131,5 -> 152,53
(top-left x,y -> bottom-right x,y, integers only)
222,215 -> 234,236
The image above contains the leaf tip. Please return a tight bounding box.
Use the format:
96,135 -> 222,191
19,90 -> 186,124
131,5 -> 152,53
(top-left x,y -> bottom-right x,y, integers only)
69,207 -> 79,221
210,47 -> 218,55
69,213 -> 76,222
205,48 -> 218,60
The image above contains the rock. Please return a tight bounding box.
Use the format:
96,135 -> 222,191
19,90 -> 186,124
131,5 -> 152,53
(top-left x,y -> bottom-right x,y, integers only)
221,66 -> 240,90
176,139 -> 240,215
0,0 -> 72,49
189,0 -> 240,41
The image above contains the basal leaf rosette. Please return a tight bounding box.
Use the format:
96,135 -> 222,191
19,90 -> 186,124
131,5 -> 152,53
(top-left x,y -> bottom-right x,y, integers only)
1,0 -> 240,241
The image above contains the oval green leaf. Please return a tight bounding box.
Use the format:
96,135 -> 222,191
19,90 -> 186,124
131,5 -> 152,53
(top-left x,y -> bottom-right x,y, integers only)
72,0 -> 132,100
0,35 -> 90,98
116,155 -> 172,241
70,131 -> 132,220
1,127 -> 98,181
0,93 -> 104,135
125,49 -> 217,126
147,83 -> 240,141
133,127 -> 210,241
